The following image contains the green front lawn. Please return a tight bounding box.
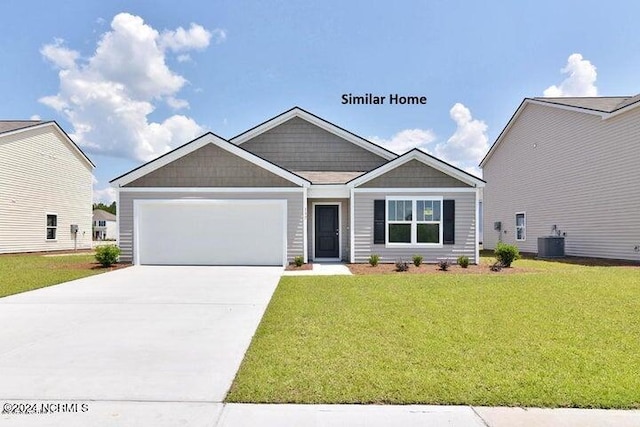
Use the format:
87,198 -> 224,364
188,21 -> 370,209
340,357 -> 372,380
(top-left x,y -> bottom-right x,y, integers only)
227,258 -> 640,408
0,253 -> 106,298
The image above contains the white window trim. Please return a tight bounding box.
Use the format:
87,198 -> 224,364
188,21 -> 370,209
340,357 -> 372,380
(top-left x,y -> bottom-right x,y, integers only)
46,212 -> 58,241
515,211 -> 526,241
385,196 -> 443,248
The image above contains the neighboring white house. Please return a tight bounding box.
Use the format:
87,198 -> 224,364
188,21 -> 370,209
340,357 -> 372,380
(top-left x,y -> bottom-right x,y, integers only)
92,209 -> 117,240
0,120 -> 94,253
481,95 -> 640,261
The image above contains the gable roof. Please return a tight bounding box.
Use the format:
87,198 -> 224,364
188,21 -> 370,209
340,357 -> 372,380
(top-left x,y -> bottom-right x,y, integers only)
110,131 -> 310,187
531,96 -> 630,113
349,148 -> 485,188
93,209 -> 116,221
0,120 -> 95,169
0,120 -> 43,134
230,107 -> 398,161
294,171 -> 365,184
480,94 -> 640,167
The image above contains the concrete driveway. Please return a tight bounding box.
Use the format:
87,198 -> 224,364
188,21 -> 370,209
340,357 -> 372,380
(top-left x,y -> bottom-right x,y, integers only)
0,266 -> 281,426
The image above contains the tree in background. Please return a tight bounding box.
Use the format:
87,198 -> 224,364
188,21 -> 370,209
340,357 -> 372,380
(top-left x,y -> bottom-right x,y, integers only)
92,201 -> 116,214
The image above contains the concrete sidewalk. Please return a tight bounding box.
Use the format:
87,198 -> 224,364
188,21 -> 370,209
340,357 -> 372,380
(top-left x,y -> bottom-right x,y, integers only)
282,262 -> 352,276
215,404 -> 640,427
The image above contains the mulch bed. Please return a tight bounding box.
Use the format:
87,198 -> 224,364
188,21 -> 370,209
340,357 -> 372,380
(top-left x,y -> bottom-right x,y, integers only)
285,263 -> 314,271
348,263 -> 528,275
51,262 -> 132,272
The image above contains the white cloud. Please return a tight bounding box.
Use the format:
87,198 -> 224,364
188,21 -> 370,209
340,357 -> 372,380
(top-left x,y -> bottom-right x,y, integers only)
160,23 -> 213,52
543,53 -> 598,97
368,103 -> 487,178
434,103 -> 489,178
40,38 -> 79,69
211,29 -> 227,44
39,12 -> 224,162
176,54 -> 191,62
166,96 -> 189,110
94,185 -> 116,204
370,128 -> 437,154
30,114 -> 41,120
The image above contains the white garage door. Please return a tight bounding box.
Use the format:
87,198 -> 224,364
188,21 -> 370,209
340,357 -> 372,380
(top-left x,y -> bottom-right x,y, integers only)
135,200 -> 287,266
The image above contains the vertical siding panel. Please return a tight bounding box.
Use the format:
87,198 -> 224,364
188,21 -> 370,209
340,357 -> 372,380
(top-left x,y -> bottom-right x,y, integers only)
0,127 -> 93,253
483,103 -> 640,261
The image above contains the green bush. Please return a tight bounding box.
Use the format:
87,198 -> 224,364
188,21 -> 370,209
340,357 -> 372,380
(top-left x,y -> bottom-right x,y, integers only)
293,256 -> 304,267
457,255 -> 469,268
369,254 -> 380,267
494,242 -> 520,267
412,254 -> 423,267
95,245 -> 121,267
395,259 -> 409,272
438,260 -> 450,271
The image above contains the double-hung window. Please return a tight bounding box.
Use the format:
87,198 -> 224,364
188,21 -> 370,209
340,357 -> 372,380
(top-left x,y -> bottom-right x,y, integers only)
98,220 -> 106,227
386,197 -> 443,246
515,212 -> 526,241
46,214 -> 57,240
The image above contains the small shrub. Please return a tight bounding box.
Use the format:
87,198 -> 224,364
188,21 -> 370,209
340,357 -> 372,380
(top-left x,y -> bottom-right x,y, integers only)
369,254 -> 380,267
293,256 -> 304,267
457,255 -> 470,268
490,261 -> 503,272
95,244 -> 120,267
438,260 -> 450,271
412,254 -> 423,267
395,259 -> 409,272
494,242 -> 520,267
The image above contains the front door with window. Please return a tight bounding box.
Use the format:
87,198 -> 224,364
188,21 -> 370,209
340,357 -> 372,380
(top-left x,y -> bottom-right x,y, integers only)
315,205 -> 339,258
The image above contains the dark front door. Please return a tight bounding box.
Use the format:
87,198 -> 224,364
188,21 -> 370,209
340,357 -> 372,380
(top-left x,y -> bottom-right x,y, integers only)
315,205 -> 339,258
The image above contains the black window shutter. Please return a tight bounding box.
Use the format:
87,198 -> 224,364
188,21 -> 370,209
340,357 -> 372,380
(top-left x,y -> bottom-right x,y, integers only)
373,200 -> 385,244
443,200 -> 455,245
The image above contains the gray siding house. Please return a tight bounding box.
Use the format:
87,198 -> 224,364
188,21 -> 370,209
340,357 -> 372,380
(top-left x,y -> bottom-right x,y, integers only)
481,96 -> 640,261
111,107 -> 484,266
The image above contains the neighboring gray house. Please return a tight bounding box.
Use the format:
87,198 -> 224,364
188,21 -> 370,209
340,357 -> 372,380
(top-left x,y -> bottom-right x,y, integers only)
481,96 -> 640,261
93,209 -> 117,240
111,107 -> 484,266
0,120 -> 94,253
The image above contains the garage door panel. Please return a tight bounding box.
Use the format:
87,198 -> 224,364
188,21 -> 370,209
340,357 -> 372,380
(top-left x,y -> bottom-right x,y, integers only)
136,200 -> 286,266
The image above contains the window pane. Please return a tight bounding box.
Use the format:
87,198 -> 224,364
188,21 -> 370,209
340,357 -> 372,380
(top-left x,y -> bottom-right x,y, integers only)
388,201 -> 396,221
432,201 -> 441,221
419,200 -> 433,221
389,224 -> 411,243
516,228 -> 524,240
47,215 -> 57,227
403,201 -> 412,221
417,223 -> 439,243
46,228 -> 56,240
516,214 -> 525,227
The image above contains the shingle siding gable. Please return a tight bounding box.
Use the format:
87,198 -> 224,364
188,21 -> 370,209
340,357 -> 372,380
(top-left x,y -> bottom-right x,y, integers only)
240,117 -> 388,172
125,143 -> 298,187
360,160 -> 470,188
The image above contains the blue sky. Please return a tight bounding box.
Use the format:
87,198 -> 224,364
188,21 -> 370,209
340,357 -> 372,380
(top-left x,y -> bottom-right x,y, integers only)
2,1 -> 639,202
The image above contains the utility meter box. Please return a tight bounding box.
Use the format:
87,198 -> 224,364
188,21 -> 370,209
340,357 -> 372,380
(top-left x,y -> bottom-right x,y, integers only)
70,224 -> 79,233
493,221 -> 502,231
